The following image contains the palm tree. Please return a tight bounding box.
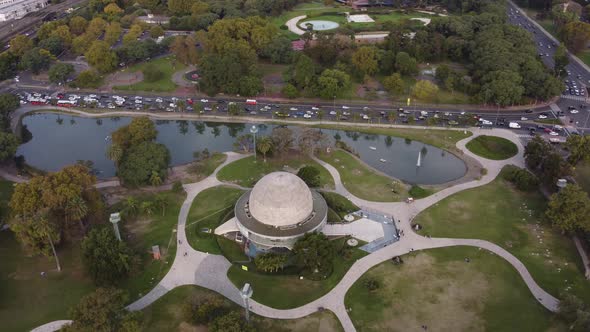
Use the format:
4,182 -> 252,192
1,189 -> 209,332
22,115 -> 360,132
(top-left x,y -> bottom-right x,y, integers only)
122,196 -> 139,218
153,194 -> 169,216
257,136 -> 273,162
65,195 -> 88,232
141,201 -> 155,216
35,213 -> 62,272
150,171 -> 163,187
106,144 -> 123,166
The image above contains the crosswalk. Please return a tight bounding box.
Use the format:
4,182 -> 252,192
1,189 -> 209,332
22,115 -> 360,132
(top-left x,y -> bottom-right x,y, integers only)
561,94 -> 588,102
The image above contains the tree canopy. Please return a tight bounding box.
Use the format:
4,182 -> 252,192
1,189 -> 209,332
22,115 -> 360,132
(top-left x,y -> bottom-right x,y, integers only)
81,227 -> 135,285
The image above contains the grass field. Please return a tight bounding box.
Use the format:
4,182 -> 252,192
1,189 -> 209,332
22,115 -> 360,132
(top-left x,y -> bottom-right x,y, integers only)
574,162 -> 590,194
113,56 -> 185,92
119,190 -> 186,300
142,285 -> 343,332
535,118 -> 563,125
216,154 -> 334,189
315,125 -> 472,151
465,135 -> 518,160
345,247 -> 564,331
580,50 -> 590,67
318,149 -> 408,202
227,238 -> 367,309
186,152 -> 227,183
413,167 -> 590,303
185,186 -> 244,254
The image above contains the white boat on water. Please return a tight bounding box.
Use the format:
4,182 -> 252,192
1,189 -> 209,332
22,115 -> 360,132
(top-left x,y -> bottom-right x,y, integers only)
369,146 -> 377,150
379,158 -> 387,163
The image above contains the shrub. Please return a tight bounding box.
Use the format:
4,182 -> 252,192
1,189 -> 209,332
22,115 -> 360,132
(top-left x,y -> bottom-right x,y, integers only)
321,192 -> 358,216
280,25 -> 288,30
72,70 -> 102,88
297,165 -> 321,187
363,277 -> 380,291
409,185 -> 431,199
503,166 -> 539,191
172,180 -> 183,193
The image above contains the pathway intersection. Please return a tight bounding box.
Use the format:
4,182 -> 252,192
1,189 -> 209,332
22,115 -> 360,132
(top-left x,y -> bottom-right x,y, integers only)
32,127 -> 561,332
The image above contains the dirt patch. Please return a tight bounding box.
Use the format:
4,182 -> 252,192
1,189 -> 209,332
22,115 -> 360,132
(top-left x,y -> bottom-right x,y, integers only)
352,169 -> 362,176
178,322 -> 207,332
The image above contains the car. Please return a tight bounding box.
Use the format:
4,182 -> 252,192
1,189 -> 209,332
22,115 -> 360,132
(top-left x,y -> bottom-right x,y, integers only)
543,127 -> 552,133
155,97 -> 163,103
311,107 -> 320,111
289,107 -> 298,111
249,111 -> 257,115
570,109 -> 579,114
538,114 -> 548,119
303,114 -> 312,119
329,111 -> 337,115
548,131 -> 559,136
520,116 -> 528,121
460,111 -> 466,115
343,112 -> 350,116
186,98 -> 193,105
448,120 -> 458,125
342,106 -> 349,109
200,99 -> 208,103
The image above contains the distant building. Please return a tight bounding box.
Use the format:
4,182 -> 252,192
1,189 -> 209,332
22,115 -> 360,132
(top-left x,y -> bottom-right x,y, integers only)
137,14 -> 169,25
0,0 -> 48,21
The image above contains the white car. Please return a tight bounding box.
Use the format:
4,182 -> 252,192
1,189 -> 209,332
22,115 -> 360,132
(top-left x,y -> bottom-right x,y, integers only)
570,109 -> 579,114
362,115 -> 370,120
200,99 -> 208,103
155,98 -> 163,103
107,104 -> 115,109
460,111 -> 466,115
303,114 -> 312,119
290,107 -> 298,111
538,114 -> 548,119
342,106 -> 349,109
520,117 -> 528,121
135,100 -> 142,104
548,131 -> 559,136
311,107 -> 320,111
343,112 -> 350,116
329,111 -> 336,115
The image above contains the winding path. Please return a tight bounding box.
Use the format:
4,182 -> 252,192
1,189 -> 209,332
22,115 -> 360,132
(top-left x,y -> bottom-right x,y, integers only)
31,127 -> 561,332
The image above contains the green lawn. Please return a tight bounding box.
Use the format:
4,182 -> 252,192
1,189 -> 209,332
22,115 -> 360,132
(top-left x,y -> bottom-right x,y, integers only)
574,162 -> 590,194
413,167 -> 590,303
217,236 -> 249,263
185,186 -> 244,254
535,118 -> 563,125
186,152 -> 227,183
345,247 -> 564,331
113,56 -> 185,92
0,179 -> 14,223
119,190 -> 186,300
315,125 -> 471,151
580,50 -> 590,67
142,285 -> 343,332
318,149 -> 407,202
0,232 -> 94,332
465,135 -> 518,160
321,191 -> 359,219
217,155 -> 334,189
227,238 -> 367,309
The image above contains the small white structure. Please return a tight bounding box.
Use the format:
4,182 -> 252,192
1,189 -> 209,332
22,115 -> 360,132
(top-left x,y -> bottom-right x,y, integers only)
0,0 -> 48,21
347,14 -> 374,23
137,14 -> 169,25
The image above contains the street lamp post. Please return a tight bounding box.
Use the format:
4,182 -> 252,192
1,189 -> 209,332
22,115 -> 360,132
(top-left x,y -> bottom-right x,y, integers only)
250,125 -> 258,161
584,110 -> 590,134
240,283 -> 253,322
109,212 -> 122,241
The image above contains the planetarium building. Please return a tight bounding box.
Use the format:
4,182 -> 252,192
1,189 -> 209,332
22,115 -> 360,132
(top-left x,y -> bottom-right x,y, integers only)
217,172 -> 327,255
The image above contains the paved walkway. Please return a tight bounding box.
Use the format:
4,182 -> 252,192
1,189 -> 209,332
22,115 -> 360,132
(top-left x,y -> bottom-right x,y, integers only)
285,15 -> 307,35
32,128 -> 561,332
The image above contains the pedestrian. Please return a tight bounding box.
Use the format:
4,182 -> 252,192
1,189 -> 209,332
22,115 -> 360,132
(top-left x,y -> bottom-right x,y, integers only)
184,252 -> 187,257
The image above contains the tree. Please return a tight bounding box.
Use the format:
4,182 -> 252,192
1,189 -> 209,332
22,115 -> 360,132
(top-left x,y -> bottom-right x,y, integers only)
383,73 -> 405,95
21,48 -> 53,74
191,0 -> 210,15
86,17 -> 107,40
261,36 -> 293,64
281,83 -> 298,99
104,23 -> 122,46
559,293 -> 585,323
562,21 -> 590,54
317,69 -> 351,99
480,70 -> 525,106
69,16 -> 88,35
64,288 -> 140,332
9,34 -> 33,56
106,143 -> 123,166
351,46 -> 380,76
48,63 -> 74,84
39,35 -> 65,56
297,127 -> 328,155
234,134 -> 253,153
395,52 -> 417,75
81,228 -> 135,285
86,41 -> 117,73
118,142 -> 170,187
149,171 -> 163,186
0,52 -> 18,81
128,116 -> 157,146
297,165 -> 320,187
123,24 -> 143,45
288,53 -> 316,90
435,64 -> 451,83
554,43 -> 569,76
73,70 -> 102,88
209,311 -> 251,332
0,132 -> 19,161
546,184 -> 590,234
149,25 -> 164,39
50,25 -> 73,48
293,232 -> 334,273
153,194 -> 169,216
169,35 -> 199,65
270,127 -> 294,155
9,212 -> 61,271
412,80 -> 439,100
257,136 -> 272,162
104,2 -> 123,16
168,0 -> 194,15
525,136 -> 551,170
565,135 -> 590,166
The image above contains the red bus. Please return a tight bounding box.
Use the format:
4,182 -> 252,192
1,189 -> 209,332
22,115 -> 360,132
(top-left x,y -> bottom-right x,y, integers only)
246,99 -> 257,105
57,100 -> 76,107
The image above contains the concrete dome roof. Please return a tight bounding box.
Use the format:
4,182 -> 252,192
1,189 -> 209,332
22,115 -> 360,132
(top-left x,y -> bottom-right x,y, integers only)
249,172 -> 313,227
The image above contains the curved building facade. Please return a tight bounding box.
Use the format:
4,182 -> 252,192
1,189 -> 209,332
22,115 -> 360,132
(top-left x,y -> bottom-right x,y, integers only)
234,172 -> 327,253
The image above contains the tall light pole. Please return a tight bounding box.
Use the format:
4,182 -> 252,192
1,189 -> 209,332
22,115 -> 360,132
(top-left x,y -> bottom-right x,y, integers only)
584,109 -> 590,134
109,212 -> 122,241
333,95 -> 336,116
241,283 -> 253,322
250,125 -> 258,161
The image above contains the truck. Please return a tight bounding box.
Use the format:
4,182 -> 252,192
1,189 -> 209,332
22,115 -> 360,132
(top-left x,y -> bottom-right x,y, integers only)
508,122 -> 521,129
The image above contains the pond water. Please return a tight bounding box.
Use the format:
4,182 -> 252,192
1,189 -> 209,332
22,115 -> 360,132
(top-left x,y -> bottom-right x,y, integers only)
16,113 -> 466,185
299,20 -> 340,31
